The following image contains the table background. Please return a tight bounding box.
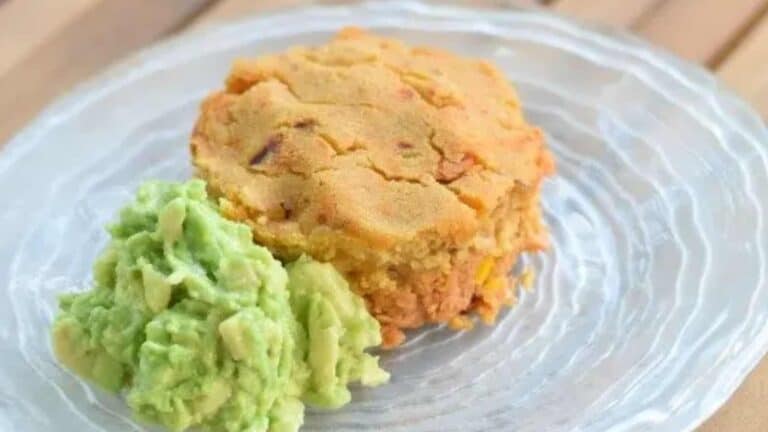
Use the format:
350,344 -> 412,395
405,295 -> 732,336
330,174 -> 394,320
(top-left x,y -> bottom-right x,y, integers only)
1,0 -> 766,430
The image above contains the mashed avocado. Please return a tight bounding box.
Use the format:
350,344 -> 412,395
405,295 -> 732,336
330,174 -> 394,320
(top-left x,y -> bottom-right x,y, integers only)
51,180 -> 388,432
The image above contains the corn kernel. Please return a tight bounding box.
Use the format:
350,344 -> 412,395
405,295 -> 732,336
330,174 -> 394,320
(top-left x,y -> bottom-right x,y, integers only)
475,256 -> 495,285
483,276 -> 505,293
448,315 -> 474,331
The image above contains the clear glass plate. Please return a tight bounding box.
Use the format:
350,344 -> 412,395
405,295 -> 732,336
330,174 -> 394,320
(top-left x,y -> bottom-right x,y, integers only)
1,2 -> 767,431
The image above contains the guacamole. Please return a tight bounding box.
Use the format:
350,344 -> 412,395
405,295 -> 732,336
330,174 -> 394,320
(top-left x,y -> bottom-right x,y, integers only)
51,180 -> 388,432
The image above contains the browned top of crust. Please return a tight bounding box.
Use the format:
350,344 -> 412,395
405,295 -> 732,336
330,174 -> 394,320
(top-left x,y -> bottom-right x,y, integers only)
191,27 -> 554,255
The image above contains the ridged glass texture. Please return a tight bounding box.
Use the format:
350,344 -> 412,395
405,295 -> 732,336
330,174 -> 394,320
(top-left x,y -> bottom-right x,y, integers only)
0,2 -> 767,431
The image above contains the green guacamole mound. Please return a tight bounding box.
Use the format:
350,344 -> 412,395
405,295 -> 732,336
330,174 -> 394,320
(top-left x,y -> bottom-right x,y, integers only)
51,180 -> 388,432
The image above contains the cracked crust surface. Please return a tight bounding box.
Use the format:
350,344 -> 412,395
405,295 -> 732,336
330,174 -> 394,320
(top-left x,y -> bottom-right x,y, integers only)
191,28 -> 555,346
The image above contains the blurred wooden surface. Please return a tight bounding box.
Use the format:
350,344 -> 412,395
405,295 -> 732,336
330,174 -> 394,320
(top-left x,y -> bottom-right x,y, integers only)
0,0 -> 766,430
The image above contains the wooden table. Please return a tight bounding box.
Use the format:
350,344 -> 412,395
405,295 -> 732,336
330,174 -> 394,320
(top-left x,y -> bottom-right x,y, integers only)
1,0 -> 766,430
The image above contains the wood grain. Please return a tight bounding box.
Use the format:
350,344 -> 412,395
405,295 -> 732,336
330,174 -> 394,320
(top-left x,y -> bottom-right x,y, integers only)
0,0 -> 101,77
635,0 -> 768,64
192,0 -> 311,26
0,0 -> 215,145
193,0 -> 544,27
717,11 -> 768,119
700,357 -> 768,432
552,0 -> 663,27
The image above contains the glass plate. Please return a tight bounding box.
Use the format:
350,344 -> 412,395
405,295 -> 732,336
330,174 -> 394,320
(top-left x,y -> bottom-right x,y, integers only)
1,2 -> 767,431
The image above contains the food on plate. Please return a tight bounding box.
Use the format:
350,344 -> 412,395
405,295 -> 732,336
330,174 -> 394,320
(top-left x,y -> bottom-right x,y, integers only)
50,26 -> 554,432
51,180 -> 387,432
191,27 -> 555,347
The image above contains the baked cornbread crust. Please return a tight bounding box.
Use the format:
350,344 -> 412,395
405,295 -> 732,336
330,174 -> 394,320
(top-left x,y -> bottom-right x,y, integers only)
191,28 -> 555,347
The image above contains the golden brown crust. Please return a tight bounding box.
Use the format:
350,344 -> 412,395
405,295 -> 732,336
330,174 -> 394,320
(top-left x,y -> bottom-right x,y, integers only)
191,28 -> 555,346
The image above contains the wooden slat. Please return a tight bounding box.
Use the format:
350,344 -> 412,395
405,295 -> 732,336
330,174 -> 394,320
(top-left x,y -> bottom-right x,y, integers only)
717,12 -> 768,119
635,0 -> 768,64
0,0 -> 216,146
0,0 -> 101,77
194,0 -> 543,27
192,0 -> 306,26
700,357 -> 768,431
552,0 -> 663,28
